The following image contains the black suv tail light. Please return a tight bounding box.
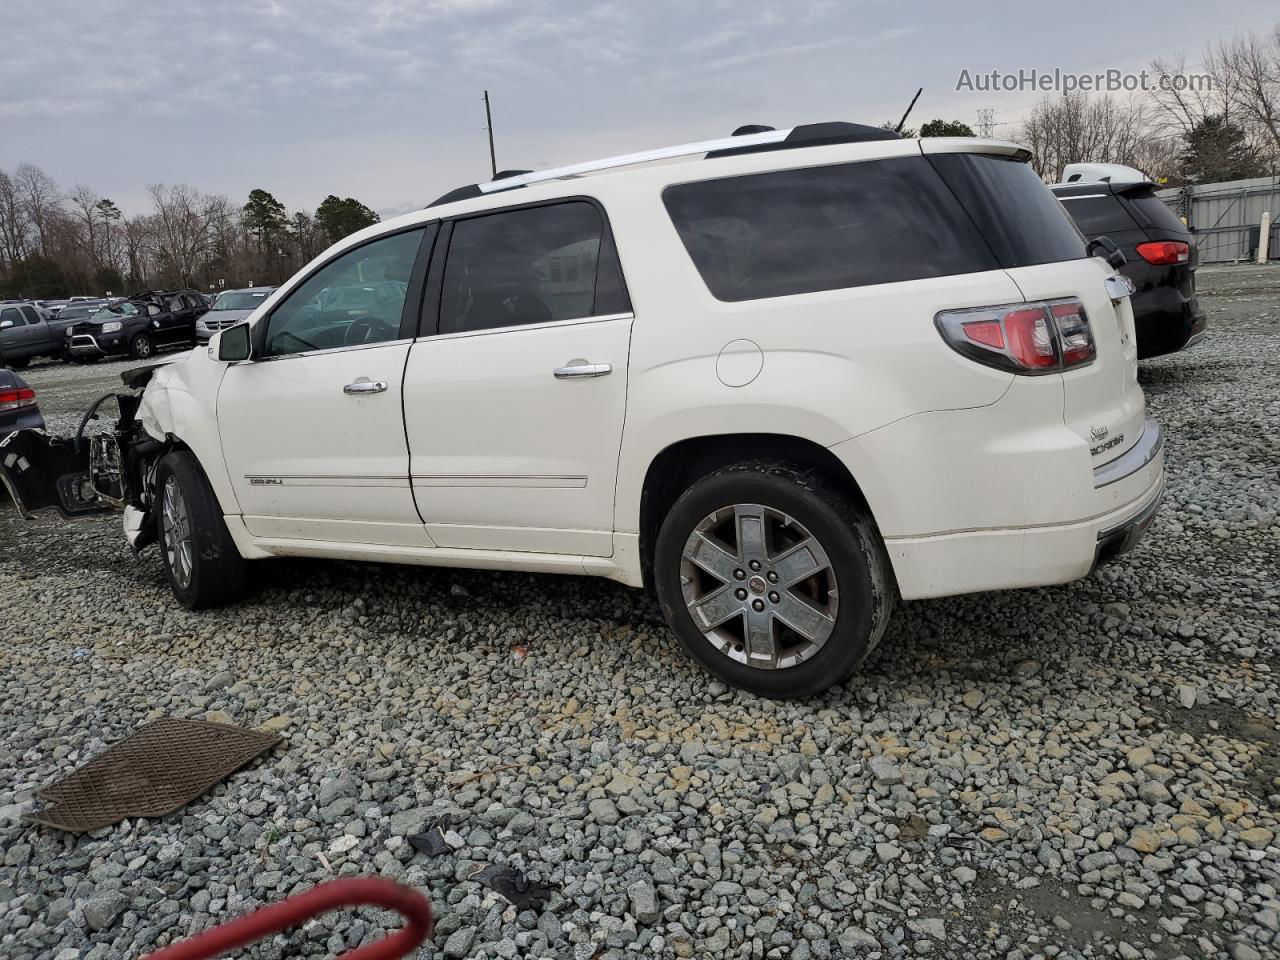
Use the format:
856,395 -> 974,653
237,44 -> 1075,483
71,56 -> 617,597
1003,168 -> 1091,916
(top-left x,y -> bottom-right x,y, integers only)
935,298 -> 1096,374
1135,240 -> 1189,265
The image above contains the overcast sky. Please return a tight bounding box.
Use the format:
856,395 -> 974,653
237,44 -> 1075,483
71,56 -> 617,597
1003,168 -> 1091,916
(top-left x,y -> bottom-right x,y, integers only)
2,0 -> 1276,220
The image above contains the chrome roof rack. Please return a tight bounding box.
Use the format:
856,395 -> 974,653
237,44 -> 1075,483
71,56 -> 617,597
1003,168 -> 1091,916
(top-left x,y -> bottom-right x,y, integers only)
476,127 -> 793,194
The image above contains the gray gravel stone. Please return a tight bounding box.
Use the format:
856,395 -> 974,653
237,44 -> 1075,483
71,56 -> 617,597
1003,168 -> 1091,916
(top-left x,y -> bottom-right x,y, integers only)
3,267 -> 1279,960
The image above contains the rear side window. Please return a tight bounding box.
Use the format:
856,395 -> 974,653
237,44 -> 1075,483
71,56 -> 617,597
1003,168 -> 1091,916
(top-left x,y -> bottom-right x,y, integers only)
439,201 -> 629,335
929,153 -> 1086,268
1056,194 -> 1139,239
1122,193 -> 1190,237
662,157 -> 998,302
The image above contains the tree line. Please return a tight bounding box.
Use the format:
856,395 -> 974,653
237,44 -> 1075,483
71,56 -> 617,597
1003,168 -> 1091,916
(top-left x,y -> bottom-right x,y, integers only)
0,171 -> 381,299
1015,22 -> 1280,184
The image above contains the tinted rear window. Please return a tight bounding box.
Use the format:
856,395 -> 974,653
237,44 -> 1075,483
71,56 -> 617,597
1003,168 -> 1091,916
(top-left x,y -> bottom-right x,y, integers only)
929,153 -> 1087,268
662,157 -> 999,302
1056,194 -> 1140,238
1123,193 -> 1190,237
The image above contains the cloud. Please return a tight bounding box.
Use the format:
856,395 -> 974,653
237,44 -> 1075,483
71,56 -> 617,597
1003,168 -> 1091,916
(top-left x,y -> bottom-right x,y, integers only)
1,0 -> 1264,217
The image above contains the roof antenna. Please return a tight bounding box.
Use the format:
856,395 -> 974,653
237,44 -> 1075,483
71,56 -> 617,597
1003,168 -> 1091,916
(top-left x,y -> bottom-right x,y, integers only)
482,90 -> 498,179
894,88 -> 923,134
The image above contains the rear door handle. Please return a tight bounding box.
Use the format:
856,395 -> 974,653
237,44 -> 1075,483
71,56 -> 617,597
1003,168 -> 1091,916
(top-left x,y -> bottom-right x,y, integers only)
553,362 -> 612,379
343,380 -> 388,395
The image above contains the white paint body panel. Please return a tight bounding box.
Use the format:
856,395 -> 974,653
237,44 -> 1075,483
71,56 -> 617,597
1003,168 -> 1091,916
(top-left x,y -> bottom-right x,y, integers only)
402,315 -> 633,556
128,134 -> 1159,601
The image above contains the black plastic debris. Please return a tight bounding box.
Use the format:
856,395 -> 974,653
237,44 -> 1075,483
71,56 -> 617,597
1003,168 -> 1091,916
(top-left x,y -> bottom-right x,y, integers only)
407,825 -> 451,858
476,865 -> 552,911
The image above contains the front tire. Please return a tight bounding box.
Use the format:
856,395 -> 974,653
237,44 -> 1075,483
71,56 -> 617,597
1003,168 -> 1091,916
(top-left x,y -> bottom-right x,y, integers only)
155,451 -> 248,609
654,461 -> 893,698
130,333 -> 154,360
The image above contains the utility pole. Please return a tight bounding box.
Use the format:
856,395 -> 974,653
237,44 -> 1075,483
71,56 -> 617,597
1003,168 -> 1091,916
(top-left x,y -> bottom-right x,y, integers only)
976,109 -> 995,138
483,90 -> 497,179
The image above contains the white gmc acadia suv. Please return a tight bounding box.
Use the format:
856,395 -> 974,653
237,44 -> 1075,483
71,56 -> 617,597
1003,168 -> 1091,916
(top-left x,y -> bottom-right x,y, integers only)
71,122 -> 1167,697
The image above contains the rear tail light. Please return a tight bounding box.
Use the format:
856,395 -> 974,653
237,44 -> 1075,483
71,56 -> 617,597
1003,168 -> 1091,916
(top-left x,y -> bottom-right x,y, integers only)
1135,240 -> 1189,265
935,298 -> 1096,374
0,386 -> 37,412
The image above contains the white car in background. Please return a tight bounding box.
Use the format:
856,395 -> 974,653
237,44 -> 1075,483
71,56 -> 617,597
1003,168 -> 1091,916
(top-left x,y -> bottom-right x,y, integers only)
8,121 -> 1164,697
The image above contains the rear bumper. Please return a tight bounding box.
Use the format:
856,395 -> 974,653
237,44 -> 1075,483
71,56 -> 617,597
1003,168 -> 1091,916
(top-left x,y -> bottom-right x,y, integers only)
833,400 -> 1167,601
883,463 -> 1164,599
1133,284 -> 1207,359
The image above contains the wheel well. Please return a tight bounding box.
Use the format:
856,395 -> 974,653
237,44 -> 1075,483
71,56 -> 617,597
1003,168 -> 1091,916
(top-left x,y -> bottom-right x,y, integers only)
638,433 -> 873,591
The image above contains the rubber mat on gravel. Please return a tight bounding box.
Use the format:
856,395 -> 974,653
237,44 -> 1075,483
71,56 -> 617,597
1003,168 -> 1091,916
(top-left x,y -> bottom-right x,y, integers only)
28,717 -> 281,832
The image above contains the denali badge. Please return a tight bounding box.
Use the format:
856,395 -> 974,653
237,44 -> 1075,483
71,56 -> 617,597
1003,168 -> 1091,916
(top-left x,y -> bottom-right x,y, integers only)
248,477 -> 283,486
1091,433 -> 1124,457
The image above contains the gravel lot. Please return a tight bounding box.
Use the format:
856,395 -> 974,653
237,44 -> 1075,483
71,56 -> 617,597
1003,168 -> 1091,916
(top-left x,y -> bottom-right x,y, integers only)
2,267 -> 1278,960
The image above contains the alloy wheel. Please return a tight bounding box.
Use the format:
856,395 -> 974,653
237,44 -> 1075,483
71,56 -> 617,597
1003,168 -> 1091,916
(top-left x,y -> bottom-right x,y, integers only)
161,475 -> 194,589
678,503 -> 838,670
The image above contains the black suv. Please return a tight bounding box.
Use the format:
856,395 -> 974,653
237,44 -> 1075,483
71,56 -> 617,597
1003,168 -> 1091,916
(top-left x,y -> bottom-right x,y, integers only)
66,290 -> 206,361
1052,181 -> 1206,359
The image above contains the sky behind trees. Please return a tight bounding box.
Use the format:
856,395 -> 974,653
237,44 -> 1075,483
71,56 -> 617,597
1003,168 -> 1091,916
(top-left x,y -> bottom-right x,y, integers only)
2,0 -> 1277,220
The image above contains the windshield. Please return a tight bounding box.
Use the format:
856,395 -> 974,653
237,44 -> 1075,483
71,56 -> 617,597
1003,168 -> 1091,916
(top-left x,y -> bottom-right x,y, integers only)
91,302 -> 139,320
214,291 -> 270,311
59,306 -> 95,320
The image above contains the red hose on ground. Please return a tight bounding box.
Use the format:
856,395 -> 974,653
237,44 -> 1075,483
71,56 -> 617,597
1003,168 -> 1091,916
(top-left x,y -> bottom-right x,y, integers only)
142,876 -> 433,960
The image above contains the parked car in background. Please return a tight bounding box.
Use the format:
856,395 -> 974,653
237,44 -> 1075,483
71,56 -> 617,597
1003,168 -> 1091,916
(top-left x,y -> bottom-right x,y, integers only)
0,367 -> 43,435
66,290 -> 205,361
8,122 -> 1165,697
196,287 -> 276,342
1052,166 -> 1206,359
0,302 -> 68,368
37,300 -> 69,316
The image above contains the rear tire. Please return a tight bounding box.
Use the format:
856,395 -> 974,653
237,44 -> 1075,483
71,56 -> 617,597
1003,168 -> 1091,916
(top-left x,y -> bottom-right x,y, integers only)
654,460 -> 893,698
130,333 -> 154,360
8,356 -> 28,369
154,450 -> 248,610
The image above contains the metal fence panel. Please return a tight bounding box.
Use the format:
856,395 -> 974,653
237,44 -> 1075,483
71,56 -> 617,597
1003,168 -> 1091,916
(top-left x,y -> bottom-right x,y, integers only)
1158,176 -> 1280,263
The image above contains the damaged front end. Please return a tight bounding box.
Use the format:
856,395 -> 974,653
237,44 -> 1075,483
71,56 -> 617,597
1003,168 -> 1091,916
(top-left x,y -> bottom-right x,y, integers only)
1,362 -> 176,552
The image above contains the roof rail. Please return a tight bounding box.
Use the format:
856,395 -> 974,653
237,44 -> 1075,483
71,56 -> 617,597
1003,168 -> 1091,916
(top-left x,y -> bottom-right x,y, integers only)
427,121 -> 901,207
474,127 -> 794,195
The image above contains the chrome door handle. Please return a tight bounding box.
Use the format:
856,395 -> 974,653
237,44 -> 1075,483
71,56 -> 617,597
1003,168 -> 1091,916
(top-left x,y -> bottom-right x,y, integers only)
343,380 -> 388,395
553,362 -> 612,379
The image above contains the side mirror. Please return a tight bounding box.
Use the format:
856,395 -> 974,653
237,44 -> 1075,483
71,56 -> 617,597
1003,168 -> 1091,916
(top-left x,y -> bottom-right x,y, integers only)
1087,235 -> 1127,270
218,323 -> 252,362
0,320 -> 13,330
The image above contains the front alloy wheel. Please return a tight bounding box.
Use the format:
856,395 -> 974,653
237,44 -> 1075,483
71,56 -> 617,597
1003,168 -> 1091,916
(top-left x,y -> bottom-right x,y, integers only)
160,474 -> 194,590
680,503 -> 838,670
153,450 -> 249,609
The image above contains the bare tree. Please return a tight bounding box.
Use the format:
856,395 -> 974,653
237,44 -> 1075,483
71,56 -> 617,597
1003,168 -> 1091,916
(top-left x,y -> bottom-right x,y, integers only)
12,163 -> 61,256
1150,52 -> 1227,137
68,185 -> 104,270
1017,94 -> 1171,181
1213,26 -> 1280,162
0,170 -> 31,268
147,184 -> 219,287
123,215 -> 153,289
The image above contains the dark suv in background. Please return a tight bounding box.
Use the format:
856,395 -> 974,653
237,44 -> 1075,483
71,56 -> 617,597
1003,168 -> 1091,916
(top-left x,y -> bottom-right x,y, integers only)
66,289 -> 206,361
1052,179 -> 1206,359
